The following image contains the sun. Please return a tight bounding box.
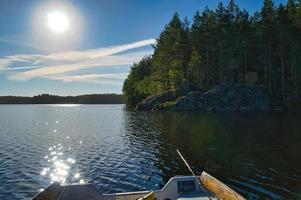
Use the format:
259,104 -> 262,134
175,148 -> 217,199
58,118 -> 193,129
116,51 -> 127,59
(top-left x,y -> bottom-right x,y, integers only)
47,11 -> 69,33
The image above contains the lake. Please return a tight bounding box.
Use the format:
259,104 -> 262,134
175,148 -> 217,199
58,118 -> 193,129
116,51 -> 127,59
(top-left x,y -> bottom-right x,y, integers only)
0,105 -> 300,199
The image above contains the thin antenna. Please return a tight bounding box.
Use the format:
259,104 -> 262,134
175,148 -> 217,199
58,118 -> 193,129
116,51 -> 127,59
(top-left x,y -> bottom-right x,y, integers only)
176,149 -> 212,200
176,149 -> 196,176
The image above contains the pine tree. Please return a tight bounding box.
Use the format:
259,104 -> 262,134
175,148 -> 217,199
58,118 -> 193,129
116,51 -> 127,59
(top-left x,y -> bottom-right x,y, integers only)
152,13 -> 190,91
236,9 -> 251,83
286,0 -> 300,100
190,8 -> 215,88
261,0 -> 276,93
215,2 -> 228,83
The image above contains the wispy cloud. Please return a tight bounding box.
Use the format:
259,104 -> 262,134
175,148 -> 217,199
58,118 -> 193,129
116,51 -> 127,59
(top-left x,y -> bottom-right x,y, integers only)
7,55 -> 140,81
0,38 -> 155,83
47,73 -> 129,85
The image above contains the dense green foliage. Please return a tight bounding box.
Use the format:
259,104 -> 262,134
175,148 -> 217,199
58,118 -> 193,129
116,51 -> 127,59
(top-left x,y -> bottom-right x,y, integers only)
0,94 -> 123,104
123,0 -> 301,108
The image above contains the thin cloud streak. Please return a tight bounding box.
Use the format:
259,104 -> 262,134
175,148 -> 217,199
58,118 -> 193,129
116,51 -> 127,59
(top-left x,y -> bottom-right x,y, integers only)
1,38 -> 155,68
3,66 -> 40,71
1,38 -> 155,82
47,73 -> 129,85
8,55 -> 139,81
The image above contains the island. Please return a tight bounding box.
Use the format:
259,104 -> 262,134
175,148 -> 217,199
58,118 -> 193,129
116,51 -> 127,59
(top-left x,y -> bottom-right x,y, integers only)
122,0 -> 301,112
0,94 -> 123,104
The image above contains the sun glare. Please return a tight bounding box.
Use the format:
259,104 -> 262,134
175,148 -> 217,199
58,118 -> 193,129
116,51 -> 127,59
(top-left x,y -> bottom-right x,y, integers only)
47,11 -> 69,33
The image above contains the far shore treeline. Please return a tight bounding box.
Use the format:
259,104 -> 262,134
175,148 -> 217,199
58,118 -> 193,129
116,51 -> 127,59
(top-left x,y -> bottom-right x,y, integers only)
0,94 -> 123,104
123,0 -> 301,108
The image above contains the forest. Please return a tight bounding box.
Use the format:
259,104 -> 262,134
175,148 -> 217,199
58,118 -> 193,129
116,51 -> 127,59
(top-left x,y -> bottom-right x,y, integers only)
0,94 -> 123,104
123,0 -> 301,108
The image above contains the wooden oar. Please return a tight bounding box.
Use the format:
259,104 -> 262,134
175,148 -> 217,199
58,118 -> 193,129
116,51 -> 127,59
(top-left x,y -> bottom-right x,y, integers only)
198,172 -> 246,200
176,149 -> 246,200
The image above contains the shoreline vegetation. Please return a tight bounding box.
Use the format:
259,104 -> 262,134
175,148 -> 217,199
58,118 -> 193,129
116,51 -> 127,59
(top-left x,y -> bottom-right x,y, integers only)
122,0 -> 301,111
0,94 -> 123,104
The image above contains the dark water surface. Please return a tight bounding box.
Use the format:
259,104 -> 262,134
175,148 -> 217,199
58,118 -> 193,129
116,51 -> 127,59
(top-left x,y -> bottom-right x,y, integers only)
0,105 -> 300,199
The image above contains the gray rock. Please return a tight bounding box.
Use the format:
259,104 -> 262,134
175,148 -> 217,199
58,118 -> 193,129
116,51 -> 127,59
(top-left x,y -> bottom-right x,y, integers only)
171,84 -> 270,112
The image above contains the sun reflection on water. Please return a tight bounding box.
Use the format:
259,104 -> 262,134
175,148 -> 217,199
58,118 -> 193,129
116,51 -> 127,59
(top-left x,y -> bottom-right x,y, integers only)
38,118 -> 88,192
41,137 -> 85,186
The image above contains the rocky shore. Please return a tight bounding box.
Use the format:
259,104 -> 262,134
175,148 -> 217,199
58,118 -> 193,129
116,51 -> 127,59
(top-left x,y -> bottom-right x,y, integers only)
136,84 -> 270,112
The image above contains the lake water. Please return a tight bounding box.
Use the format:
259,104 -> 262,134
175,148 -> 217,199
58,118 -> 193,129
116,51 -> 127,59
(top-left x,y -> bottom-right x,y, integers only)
0,105 -> 300,199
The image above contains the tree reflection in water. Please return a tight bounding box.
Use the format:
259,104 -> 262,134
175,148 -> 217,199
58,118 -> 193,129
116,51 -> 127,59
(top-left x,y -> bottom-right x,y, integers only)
122,111 -> 301,199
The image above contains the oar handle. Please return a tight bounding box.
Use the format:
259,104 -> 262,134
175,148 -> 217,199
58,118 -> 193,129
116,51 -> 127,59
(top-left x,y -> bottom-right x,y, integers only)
198,172 -> 246,200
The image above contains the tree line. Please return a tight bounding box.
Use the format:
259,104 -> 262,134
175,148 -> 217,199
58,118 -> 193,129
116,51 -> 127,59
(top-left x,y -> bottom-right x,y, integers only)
123,0 -> 301,108
0,94 -> 123,104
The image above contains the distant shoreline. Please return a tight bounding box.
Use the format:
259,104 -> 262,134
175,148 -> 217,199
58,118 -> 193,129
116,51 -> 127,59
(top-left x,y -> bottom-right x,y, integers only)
0,103 -> 124,105
0,94 -> 124,104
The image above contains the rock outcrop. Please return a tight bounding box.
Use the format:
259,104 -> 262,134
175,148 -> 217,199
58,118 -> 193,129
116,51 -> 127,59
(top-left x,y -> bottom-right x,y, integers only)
171,84 -> 270,112
135,87 -> 190,111
136,84 -> 270,112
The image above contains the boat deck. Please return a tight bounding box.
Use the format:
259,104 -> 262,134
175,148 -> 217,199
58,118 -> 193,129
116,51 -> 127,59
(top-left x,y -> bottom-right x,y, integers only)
33,176 -> 216,200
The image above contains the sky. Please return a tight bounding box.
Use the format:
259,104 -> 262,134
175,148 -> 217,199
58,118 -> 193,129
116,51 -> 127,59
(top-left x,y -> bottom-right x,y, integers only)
0,0 -> 287,96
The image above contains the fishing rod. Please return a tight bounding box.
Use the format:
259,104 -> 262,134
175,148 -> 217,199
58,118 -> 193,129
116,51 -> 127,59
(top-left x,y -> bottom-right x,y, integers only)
176,149 -> 212,200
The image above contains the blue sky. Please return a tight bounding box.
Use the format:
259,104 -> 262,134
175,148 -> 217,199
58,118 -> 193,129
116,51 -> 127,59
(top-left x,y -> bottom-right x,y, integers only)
0,0 -> 287,96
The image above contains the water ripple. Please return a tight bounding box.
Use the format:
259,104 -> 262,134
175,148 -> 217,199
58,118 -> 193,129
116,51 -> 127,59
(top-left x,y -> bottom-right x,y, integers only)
0,105 -> 301,199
